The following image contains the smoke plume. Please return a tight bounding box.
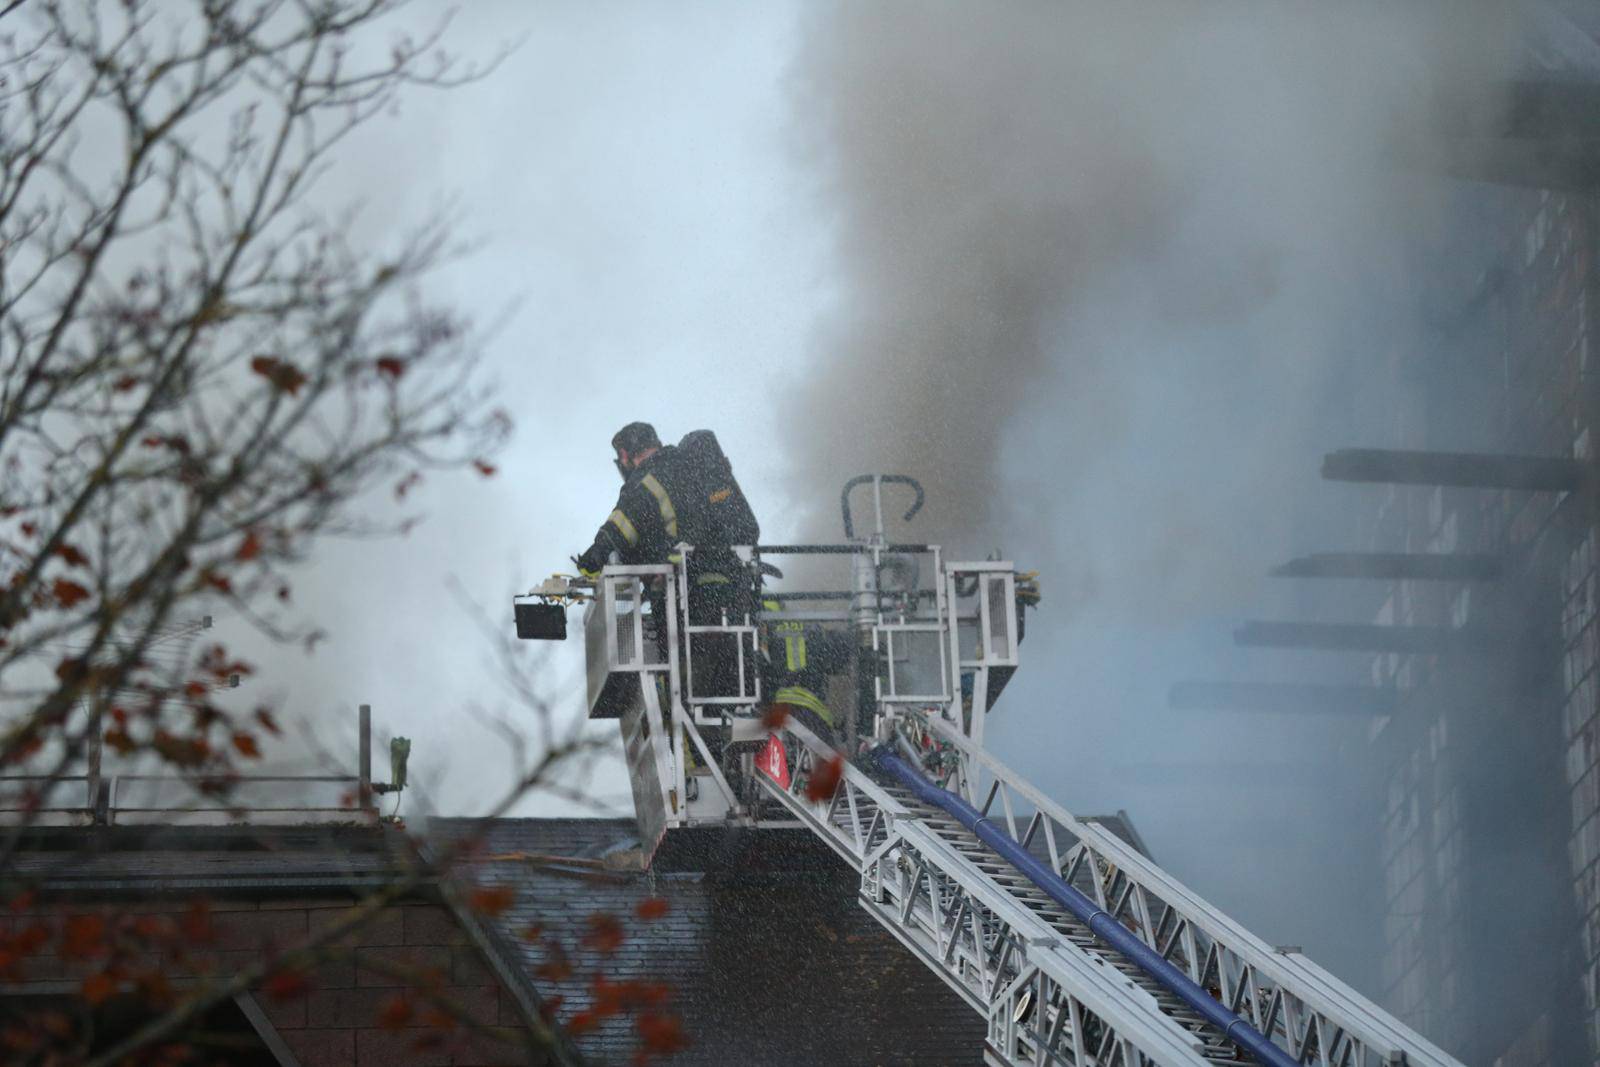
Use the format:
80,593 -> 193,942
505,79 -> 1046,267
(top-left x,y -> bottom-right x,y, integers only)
783,1 -> 1524,609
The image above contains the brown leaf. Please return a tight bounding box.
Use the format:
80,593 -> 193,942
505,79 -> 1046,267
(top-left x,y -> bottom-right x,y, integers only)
181,900 -> 214,944
201,571 -> 232,595
113,375 -> 140,392
231,732 -> 261,759
394,471 -> 423,500
376,995 -> 414,1030
50,579 -> 90,609
635,897 -> 670,922
79,972 -> 116,1006
254,708 -> 281,736
472,459 -> 497,477
60,915 -> 107,960
636,1012 -> 689,1056
804,754 -> 844,803
468,885 -> 515,917
104,727 -> 137,755
249,356 -> 308,396
375,356 -> 406,380
581,912 -> 625,956
53,544 -> 89,567
262,969 -> 311,1002
236,530 -> 262,561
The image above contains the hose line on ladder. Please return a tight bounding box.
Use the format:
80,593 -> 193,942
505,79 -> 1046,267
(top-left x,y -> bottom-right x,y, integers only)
871,746 -> 1300,1067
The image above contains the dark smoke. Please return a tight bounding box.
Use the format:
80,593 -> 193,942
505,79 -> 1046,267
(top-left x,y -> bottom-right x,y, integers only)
783,0 -> 1524,605
783,0 -> 1534,1016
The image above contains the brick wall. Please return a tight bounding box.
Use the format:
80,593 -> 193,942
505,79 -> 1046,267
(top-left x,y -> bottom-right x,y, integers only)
1366,185 -> 1597,1065
3,896 -> 546,1067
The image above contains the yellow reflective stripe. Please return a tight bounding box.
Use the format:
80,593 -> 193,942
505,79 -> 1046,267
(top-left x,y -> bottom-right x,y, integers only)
607,508 -> 639,547
639,473 -> 677,539
775,685 -> 832,726
696,573 -> 730,586
784,634 -> 807,671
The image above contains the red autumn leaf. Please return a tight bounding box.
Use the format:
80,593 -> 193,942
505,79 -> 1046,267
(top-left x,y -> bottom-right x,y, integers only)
375,356 -> 405,380
232,732 -> 261,759
760,704 -> 791,731
60,915 -> 107,960
804,754 -> 845,803
202,571 -> 232,594
276,583 -> 291,603
254,708 -> 281,736
582,912 -> 625,956
376,995 -> 414,1030
51,579 -> 90,608
635,897 -> 670,922
79,972 -> 117,1006
249,356 -> 308,396
468,885 -> 515,916
566,1010 -> 600,1036
104,727 -> 136,755
262,969 -> 311,1001
53,543 -> 88,567
472,459 -> 497,477
114,375 -> 140,392
520,922 -> 544,942
236,530 -> 262,561
636,1012 -> 689,1055
183,681 -> 207,698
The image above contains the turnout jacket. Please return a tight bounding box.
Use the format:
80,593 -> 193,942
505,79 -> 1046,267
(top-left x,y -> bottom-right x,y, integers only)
576,440 -> 756,580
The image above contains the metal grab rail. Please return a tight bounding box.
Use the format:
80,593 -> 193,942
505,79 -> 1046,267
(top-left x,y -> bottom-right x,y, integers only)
918,714 -> 1464,1067
755,720 -> 1215,1067
873,747 -> 1297,1067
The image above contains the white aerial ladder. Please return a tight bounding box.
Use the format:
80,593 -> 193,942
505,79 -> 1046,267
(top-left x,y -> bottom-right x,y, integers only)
519,476 -> 1465,1067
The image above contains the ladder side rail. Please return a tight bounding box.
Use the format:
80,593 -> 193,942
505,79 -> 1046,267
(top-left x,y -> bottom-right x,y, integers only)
876,746 -> 1299,1067
760,722 -> 1214,1067
923,715 -> 1464,1067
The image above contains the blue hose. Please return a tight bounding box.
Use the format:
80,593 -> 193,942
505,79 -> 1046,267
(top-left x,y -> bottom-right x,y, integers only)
872,747 -> 1299,1067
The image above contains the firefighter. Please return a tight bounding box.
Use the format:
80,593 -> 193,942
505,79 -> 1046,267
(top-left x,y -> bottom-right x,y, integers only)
760,597 -> 853,750
574,421 -> 760,697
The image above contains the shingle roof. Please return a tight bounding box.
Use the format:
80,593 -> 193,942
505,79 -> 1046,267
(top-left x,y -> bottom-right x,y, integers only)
434,818 -> 986,1066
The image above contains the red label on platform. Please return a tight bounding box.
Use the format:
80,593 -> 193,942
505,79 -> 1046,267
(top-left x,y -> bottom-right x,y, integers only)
757,734 -> 790,789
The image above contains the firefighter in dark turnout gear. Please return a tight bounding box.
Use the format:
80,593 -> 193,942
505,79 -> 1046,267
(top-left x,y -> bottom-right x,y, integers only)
761,597 -> 852,749
575,421 -> 760,699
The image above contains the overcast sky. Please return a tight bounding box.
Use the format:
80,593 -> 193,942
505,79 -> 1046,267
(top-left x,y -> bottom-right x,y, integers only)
200,0 -> 1597,999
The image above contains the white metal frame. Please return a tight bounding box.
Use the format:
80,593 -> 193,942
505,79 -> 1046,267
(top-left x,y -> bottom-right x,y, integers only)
757,719 -> 1213,1067
910,713 -> 1463,1067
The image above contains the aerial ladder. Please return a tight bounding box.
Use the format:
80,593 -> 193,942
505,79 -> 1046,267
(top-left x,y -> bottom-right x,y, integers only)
518,477 -> 1465,1067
